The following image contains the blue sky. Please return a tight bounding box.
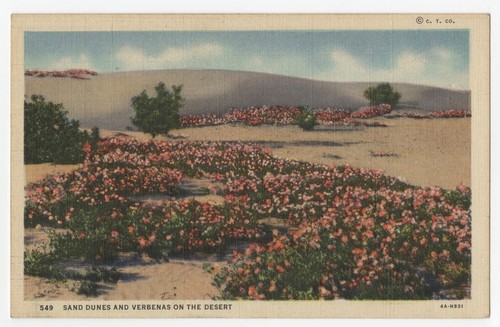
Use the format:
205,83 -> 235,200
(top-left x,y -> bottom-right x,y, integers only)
25,30 -> 469,89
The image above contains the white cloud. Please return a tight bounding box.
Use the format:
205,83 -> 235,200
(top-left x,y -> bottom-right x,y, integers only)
49,54 -> 95,70
431,48 -> 454,61
116,43 -> 224,70
329,49 -> 372,80
395,52 -> 427,73
321,47 -> 467,89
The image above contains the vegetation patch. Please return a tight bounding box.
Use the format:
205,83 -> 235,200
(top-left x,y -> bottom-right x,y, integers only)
370,151 -> 399,158
25,136 -> 471,300
24,95 -> 100,164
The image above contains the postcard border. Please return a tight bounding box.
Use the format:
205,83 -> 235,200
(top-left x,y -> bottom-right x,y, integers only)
11,13 -> 490,318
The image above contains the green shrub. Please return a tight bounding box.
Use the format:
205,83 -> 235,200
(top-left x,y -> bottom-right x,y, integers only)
24,248 -> 65,280
363,83 -> 401,106
25,240 -> 121,298
76,281 -> 99,297
131,82 -> 184,138
24,95 -> 100,164
84,267 -> 121,284
295,106 -> 317,131
62,206 -> 126,263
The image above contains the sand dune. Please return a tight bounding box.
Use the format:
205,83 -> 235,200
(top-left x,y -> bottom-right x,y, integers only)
25,69 -> 471,130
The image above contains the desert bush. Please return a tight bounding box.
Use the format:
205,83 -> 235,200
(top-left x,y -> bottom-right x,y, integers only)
24,247 -> 65,280
76,281 -> 99,296
131,82 -> 184,138
25,241 -> 121,297
24,95 -> 100,164
295,106 -> 317,131
363,83 -> 401,107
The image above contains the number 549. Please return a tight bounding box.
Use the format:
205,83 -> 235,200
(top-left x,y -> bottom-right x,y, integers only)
40,305 -> 53,311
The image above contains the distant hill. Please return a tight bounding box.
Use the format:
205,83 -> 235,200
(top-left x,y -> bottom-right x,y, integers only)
25,69 -> 471,130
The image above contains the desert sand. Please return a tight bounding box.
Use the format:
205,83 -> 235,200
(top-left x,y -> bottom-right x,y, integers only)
24,258 -> 219,301
25,163 -> 81,184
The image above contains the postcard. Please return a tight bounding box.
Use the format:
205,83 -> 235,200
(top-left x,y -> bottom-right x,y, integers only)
11,14 -> 490,318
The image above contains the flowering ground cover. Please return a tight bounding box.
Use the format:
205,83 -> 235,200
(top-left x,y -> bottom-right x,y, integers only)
179,105 -> 390,128
25,69 -> 98,80
388,110 -> 471,119
25,136 -> 471,300
178,104 -> 470,128
430,110 -> 472,118
351,104 -> 392,119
